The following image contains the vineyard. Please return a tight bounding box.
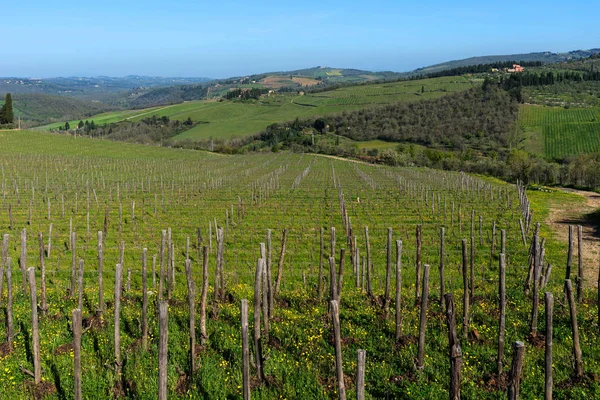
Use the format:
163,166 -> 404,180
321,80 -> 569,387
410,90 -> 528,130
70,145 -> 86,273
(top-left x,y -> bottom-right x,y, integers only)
0,130 -> 599,399
519,105 -> 600,158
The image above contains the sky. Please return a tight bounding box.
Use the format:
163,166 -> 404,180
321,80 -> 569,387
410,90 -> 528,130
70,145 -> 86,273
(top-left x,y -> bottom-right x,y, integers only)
1,0 -> 598,78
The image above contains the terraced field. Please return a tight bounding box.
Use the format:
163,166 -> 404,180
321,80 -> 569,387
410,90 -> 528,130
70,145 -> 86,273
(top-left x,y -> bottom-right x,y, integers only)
519,105 -> 600,158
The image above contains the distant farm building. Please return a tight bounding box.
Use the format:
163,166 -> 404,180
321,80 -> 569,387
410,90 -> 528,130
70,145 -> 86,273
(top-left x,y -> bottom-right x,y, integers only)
507,64 -> 524,73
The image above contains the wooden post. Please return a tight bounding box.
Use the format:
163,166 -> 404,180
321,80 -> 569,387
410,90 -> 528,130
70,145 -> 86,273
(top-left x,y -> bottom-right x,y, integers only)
152,254 -> 157,290
461,239 -> 469,339
274,228 -> 288,296
330,300 -> 346,400
365,226 -> 372,296
38,232 -> 47,315
395,240 -> 403,340
417,264 -> 430,370
47,223 -> 52,259
70,231 -> 76,298
498,253 -> 506,375
565,279 -> 583,377
241,299 -> 251,400
6,258 -> 14,344
501,229 -> 506,256
78,259 -> 84,312
21,228 -> 27,295
544,292 -> 553,400
159,230 -> 166,299
98,231 -> 105,314
445,293 -> 461,400
566,225 -> 574,281
491,221 -> 496,255
384,228 -> 392,316
158,300 -> 168,400
415,225 -> 422,304
507,341 -> 525,400
318,227 -> 324,300
329,257 -> 338,302
266,229 -> 273,318
185,259 -> 196,373
142,248 -> 148,351
469,236 -> 475,302
73,308 -> 82,400
356,349 -> 366,400
253,258 -> 264,382
337,248 -> 345,303
114,263 -> 123,376
519,219 -> 527,246
200,246 -> 209,345
439,227 -> 445,308
577,225 -> 583,302
27,267 -> 41,384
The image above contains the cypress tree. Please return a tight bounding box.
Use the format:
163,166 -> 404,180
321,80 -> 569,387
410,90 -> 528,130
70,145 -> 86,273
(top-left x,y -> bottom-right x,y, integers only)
0,93 -> 14,124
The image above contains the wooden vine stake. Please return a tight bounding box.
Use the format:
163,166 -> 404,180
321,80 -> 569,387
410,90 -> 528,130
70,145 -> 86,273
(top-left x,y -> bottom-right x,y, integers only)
507,341 -> 525,400
383,227 -> 392,317
98,231 -> 105,315
185,259 -> 196,373
200,246 -> 209,345
21,228 -> 27,295
439,227 -> 445,309
6,258 -> 14,345
498,253 -> 506,375
253,258 -> 265,383
395,240 -> 403,340
73,308 -> 82,400
461,239 -> 469,339
577,225 -> 583,302
565,279 -> 583,378
318,227 -> 324,300
142,249 -> 149,350
114,263 -> 123,378
330,300 -> 346,400
38,232 -> 47,315
415,225 -> 422,304
544,292 -> 553,400
417,264 -> 430,370
27,267 -> 42,384
445,293 -> 461,400
158,300 -> 169,400
356,349 -> 366,400
241,299 -> 250,400
274,228 -> 288,296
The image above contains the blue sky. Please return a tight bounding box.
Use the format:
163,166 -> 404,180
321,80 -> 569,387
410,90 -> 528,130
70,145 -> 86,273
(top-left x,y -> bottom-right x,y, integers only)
1,0 -> 597,78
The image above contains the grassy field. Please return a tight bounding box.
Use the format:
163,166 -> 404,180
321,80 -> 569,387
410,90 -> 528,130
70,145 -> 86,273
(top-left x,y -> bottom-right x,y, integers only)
0,130 -> 598,399
519,105 -> 600,158
38,76 -> 475,141
37,105 -> 175,131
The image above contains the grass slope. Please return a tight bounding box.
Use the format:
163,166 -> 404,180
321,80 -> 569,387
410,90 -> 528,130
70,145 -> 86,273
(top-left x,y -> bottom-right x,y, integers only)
40,76 -> 475,141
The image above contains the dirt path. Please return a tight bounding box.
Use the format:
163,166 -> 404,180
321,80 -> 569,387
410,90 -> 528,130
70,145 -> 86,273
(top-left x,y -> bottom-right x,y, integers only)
125,104 -> 178,120
545,188 -> 600,286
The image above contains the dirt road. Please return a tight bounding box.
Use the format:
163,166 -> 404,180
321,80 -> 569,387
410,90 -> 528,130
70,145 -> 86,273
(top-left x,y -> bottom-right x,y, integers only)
545,188 -> 600,286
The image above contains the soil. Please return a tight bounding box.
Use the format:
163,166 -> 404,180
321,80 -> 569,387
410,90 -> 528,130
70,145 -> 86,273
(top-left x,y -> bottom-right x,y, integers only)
545,188 -> 600,286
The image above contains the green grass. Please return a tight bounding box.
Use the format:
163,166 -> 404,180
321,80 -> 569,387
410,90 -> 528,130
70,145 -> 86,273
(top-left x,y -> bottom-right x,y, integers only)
356,140 -> 400,150
519,105 -> 600,158
38,77 -> 475,141
37,105 -> 174,131
0,131 -> 599,398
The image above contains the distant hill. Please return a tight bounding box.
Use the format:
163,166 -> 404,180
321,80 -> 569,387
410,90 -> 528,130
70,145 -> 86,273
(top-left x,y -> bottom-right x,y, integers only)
0,76 -> 212,102
411,48 -> 600,76
0,93 -> 116,127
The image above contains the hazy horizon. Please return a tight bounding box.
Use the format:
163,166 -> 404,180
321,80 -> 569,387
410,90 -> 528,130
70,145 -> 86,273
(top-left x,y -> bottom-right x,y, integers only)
1,0 -> 598,78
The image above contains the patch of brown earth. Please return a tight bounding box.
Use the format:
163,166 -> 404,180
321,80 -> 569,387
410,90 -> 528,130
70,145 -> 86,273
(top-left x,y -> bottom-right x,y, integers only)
545,188 -> 600,287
